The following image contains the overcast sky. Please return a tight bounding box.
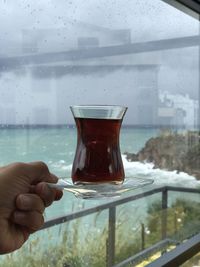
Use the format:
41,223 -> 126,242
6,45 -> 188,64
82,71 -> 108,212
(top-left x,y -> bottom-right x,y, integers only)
0,0 -> 199,125
0,0 -> 199,43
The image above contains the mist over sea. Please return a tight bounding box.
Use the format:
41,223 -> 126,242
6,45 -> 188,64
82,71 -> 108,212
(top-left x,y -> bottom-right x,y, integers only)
0,125 -> 199,219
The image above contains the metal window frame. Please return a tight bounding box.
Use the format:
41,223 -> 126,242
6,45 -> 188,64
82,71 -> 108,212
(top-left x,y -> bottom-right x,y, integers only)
163,0 -> 200,19
175,0 -> 200,13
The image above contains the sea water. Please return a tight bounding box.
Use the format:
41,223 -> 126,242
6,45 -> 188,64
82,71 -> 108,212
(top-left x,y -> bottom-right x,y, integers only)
0,126 -> 199,220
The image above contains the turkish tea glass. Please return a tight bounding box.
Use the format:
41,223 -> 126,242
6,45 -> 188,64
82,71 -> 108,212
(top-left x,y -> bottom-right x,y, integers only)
70,105 -> 127,185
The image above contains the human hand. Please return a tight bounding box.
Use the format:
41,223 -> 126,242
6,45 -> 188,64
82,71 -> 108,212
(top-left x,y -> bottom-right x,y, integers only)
0,162 -> 63,254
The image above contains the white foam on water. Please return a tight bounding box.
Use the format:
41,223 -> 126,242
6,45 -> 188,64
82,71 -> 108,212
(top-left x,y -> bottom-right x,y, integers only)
50,160 -> 69,170
62,164 -> 72,171
122,154 -> 200,188
59,160 -> 66,164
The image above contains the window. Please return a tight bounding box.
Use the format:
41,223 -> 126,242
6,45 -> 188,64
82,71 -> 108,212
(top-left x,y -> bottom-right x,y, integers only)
0,0 -> 199,266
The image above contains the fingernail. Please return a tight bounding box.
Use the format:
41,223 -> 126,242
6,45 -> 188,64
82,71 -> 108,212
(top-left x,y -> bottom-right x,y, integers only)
14,211 -> 24,222
40,184 -> 56,207
19,195 -> 30,207
55,190 -> 63,200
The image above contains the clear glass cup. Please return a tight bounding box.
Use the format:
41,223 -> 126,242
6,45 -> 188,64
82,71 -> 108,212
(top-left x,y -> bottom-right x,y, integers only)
70,105 -> 127,185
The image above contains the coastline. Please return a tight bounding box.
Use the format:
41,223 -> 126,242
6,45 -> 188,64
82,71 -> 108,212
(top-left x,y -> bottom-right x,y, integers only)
124,131 -> 200,180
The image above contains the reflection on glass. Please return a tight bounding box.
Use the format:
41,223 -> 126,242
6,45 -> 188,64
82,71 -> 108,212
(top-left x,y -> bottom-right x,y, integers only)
0,0 -> 199,266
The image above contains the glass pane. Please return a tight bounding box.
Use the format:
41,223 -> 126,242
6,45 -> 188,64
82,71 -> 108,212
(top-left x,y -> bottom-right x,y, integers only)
0,0 -> 199,266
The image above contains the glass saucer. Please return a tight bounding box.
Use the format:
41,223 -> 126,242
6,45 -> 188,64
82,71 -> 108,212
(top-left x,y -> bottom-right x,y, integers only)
48,177 -> 154,199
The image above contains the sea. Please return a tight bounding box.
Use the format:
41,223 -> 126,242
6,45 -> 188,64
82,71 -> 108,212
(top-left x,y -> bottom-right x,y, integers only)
0,125 -> 199,220
1,125 -> 200,262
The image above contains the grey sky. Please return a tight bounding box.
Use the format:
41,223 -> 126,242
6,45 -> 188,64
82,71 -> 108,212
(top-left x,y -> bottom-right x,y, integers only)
0,0 -> 199,125
0,0 -> 198,43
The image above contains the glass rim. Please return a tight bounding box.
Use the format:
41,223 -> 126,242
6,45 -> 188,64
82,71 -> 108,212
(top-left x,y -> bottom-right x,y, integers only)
70,105 -> 127,120
70,104 -> 127,109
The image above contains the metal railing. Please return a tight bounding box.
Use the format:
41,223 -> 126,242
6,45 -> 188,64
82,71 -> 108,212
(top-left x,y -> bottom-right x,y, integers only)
41,186 -> 200,267
146,232 -> 200,267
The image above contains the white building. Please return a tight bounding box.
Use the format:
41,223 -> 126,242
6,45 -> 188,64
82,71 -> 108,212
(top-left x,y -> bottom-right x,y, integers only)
159,91 -> 199,128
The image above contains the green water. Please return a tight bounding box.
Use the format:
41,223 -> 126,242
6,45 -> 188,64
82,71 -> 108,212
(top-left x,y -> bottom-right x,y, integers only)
0,126 -> 158,175
0,126 -> 158,218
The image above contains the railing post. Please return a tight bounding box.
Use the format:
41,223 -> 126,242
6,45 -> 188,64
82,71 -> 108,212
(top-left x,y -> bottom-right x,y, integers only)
161,188 -> 168,240
174,211 -> 177,234
106,206 -> 116,267
141,223 -> 145,250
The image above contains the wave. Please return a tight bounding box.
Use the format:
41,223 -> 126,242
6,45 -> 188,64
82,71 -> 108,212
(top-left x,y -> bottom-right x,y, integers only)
49,160 -> 72,171
122,154 -> 200,188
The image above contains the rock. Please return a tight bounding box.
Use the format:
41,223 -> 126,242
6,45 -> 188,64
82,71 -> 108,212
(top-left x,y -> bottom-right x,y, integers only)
124,152 -> 138,162
125,131 -> 200,180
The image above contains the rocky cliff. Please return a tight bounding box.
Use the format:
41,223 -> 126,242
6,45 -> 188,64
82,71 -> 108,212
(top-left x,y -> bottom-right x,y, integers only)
125,131 -> 200,179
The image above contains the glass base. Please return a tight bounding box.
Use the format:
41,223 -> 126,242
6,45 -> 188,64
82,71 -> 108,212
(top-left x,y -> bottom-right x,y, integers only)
50,177 -> 154,199
73,180 -> 124,186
